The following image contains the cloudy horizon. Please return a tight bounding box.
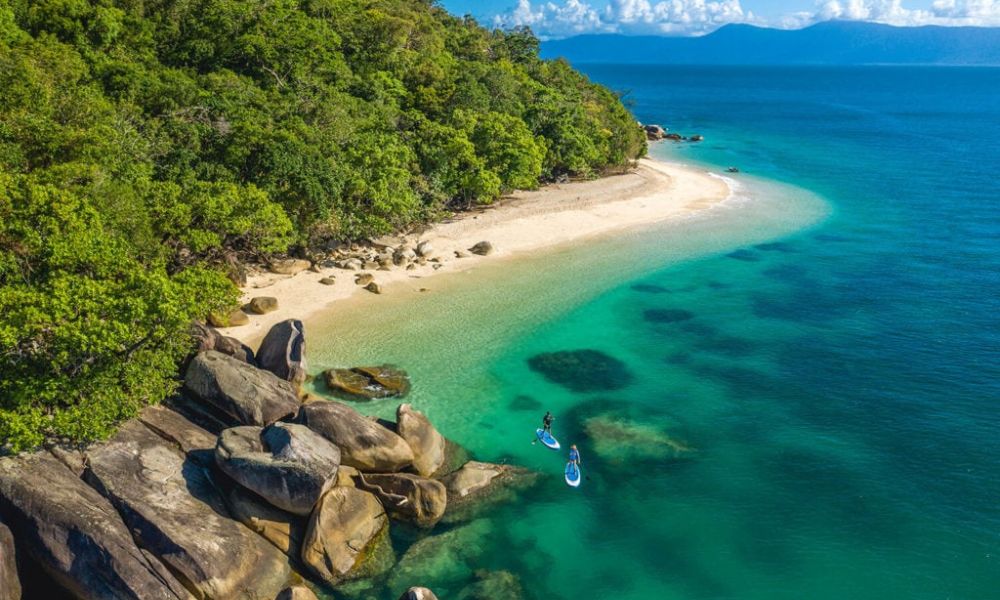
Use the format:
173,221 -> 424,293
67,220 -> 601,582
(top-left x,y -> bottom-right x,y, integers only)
442,0 -> 1000,38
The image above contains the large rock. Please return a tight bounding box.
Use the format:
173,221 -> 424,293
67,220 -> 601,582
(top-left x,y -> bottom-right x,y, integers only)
138,405 -> 218,464
269,258 -> 311,275
207,309 -> 249,328
256,320 -> 307,390
301,487 -> 393,585
215,423 -> 341,516
468,241 -> 493,256
84,422 -> 290,600
224,484 -> 305,556
0,453 -> 191,600
440,461 -> 504,498
184,350 -> 300,426
0,519 -> 21,600
276,586 -> 319,600
190,322 -> 254,364
396,404 -> 445,477
356,473 -> 446,528
298,400 -> 414,472
247,296 -> 279,314
399,588 -> 439,600
526,349 -> 633,392
322,365 -> 411,401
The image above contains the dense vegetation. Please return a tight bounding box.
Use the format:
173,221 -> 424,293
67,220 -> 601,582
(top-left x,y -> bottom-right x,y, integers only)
0,0 -> 646,452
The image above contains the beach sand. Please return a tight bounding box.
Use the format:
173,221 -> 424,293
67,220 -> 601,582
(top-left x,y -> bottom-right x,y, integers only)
222,158 -> 731,345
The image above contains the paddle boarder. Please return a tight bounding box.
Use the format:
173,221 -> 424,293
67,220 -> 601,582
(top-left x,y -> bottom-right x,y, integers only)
568,444 -> 581,466
542,411 -> 554,434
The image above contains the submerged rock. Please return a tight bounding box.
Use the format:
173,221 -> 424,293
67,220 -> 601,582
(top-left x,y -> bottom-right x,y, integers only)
458,570 -> 525,600
298,399 -> 414,472
643,308 -> 696,324
256,319 -> 307,390
357,473 -> 447,528
322,365 -> 411,400
726,249 -> 760,262
0,520 -> 21,600
301,487 -> 393,585
396,404 -> 446,477
184,350 -> 300,426
527,349 -> 633,392
0,452 -> 191,600
215,422 -> 341,516
387,519 -> 493,593
84,421 -> 291,599
583,413 -> 695,463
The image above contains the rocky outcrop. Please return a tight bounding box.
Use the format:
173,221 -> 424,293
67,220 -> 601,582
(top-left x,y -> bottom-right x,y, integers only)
0,452 -> 192,600
301,487 -> 393,585
440,461 -> 504,498
247,296 -> 279,314
387,519 -> 492,593
644,124 -> 666,140
399,587 -> 439,600
138,405 -> 218,463
468,241 -> 493,256
215,423 -> 341,516
298,400 -> 414,472
322,365 -> 411,401
84,421 -> 290,600
256,320 -> 307,390
191,322 -> 254,364
184,350 -> 300,426
396,404 -> 445,477
269,258 -> 311,275
224,484 -> 305,556
0,519 -> 21,600
276,586 -> 320,600
357,473 -> 447,528
207,309 -> 249,328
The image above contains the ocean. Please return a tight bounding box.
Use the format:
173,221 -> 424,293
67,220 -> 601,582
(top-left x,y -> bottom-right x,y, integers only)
309,66 -> 1000,599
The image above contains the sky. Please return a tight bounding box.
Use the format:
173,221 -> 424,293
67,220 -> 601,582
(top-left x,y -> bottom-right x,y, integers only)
440,0 -> 1000,37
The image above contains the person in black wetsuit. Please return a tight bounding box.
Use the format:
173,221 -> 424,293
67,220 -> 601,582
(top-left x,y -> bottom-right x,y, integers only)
542,411 -> 554,434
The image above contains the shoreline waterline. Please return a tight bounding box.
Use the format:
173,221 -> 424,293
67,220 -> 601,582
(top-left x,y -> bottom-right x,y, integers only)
225,156 -> 828,348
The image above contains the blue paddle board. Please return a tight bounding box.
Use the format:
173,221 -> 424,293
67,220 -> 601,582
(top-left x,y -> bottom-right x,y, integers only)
536,428 -> 560,450
565,461 -> 582,487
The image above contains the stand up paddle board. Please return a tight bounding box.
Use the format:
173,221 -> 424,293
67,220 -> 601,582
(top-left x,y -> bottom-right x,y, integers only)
565,461 -> 582,487
536,428 -> 560,450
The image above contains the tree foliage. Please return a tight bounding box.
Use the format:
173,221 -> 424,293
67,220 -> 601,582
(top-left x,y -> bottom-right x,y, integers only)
0,0 -> 646,451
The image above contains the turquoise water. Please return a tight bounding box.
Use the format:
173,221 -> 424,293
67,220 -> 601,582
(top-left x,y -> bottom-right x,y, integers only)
309,66 -> 1000,599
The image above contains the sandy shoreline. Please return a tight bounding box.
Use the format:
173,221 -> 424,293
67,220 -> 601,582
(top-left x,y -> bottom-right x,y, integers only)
222,158 -> 731,346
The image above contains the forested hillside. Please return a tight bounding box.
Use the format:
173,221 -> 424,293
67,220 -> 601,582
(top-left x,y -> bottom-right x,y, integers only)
0,0 -> 646,452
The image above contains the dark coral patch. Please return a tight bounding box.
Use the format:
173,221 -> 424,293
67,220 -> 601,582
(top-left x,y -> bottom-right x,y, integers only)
644,308 -> 696,324
754,241 -> 795,253
631,283 -> 671,294
527,350 -> 633,393
726,249 -> 760,262
509,394 -> 542,411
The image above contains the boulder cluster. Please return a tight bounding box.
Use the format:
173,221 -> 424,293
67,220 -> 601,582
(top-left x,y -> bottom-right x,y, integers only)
643,123 -> 703,143
0,319 -> 527,600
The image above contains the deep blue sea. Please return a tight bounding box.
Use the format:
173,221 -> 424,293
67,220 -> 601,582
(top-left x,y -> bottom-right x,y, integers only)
312,66 -> 1000,599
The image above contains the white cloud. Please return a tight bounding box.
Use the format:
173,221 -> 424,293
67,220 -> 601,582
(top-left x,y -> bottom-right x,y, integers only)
493,0 -> 1000,37
494,0 -> 759,37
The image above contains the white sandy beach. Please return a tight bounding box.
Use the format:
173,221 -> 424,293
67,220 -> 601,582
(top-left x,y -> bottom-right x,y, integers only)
223,158 -> 731,345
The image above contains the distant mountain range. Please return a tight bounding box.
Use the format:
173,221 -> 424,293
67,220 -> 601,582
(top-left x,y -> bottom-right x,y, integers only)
540,21 -> 1000,66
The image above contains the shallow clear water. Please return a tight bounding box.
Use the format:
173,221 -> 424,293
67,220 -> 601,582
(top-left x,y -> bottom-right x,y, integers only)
309,66 -> 1000,599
